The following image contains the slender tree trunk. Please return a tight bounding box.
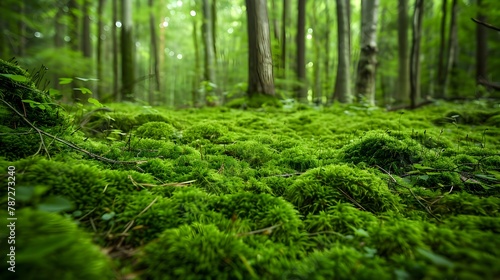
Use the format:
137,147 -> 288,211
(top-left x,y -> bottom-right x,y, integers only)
311,2 -> 322,105
202,0 -> 217,105
410,0 -> 424,109
296,0 -> 307,102
112,0 -> 119,100
436,0 -> 447,98
397,0 -> 410,105
192,11 -> 201,107
476,0 -> 488,97
355,0 -> 379,105
323,1 -> 332,101
333,0 -> 352,104
445,0 -> 458,98
82,0 -> 92,58
148,0 -> 160,105
96,0 -> 106,100
211,0 -> 217,59
245,0 -> 275,97
17,2 -> 26,56
280,0 -> 290,80
121,0 -> 135,101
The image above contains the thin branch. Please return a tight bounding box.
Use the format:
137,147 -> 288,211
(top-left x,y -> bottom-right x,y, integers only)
117,196 -> 159,248
471,17 -> 500,32
237,223 -> 282,237
128,175 -> 196,188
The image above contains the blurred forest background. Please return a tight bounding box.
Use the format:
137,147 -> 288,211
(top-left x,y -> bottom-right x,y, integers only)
0,0 -> 499,109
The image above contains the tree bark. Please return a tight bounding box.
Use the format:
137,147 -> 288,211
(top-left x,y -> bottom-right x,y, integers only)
333,0 -> 352,104
280,0 -> 290,80
296,0 -> 307,103
245,0 -> 275,97
121,0 -> 135,101
191,10 -> 201,107
397,0 -> 410,105
444,0 -> 458,98
82,0 -> 92,58
355,0 -> 379,105
410,0 -> 424,109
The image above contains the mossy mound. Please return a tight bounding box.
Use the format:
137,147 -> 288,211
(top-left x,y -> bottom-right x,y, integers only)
182,122 -> 230,143
286,164 -> 401,215
339,130 -> 424,173
0,208 -> 113,280
0,59 -> 66,128
135,121 -> 176,140
142,223 -> 264,280
224,141 -> 277,168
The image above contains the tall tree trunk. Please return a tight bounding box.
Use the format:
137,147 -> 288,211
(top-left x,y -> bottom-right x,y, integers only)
17,2 -> 26,56
333,0 -> 352,104
410,0 -> 424,109
148,0 -> 160,105
202,0 -> 217,105
445,0 -> 458,98
54,6 -> 65,49
323,0 -> 332,101
397,0 -> 410,105
96,0 -> 106,100
296,0 -> 307,103
82,0 -> 92,58
280,0 -> 290,80
211,0 -> 217,59
355,0 -> 379,106
436,0 -> 447,98
191,10 -> 201,107
121,0 -> 135,101
245,0 -> 275,97
311,1 -> 322,105
112,0 -> 119,100
476,0 -> 488,97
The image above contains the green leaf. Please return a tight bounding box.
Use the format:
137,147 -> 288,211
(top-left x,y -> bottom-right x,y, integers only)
416,248 -> 454,268
74,87 -> 92,94
88,97 -> 103,107
59,77 -> 73,85
102,212 -> 116,221
418,175 -> 429,181
475,174 -> 498,182
37,196 -> 74,213
0,74 -> 29,82
75,76 -> 99,82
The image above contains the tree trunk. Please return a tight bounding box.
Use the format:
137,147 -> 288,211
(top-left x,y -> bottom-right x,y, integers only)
296,0 -> 307,103
444,0 -> 458,98
121,0 -> 135,101
410,0 -> 424,109
323,0 -> 332,101
436,0 -> 447,98
476,0 -> 488,97
280,0 -> 290,80
311,1 -> 322,105
96,0 -> 106,100
245,0 -> 275,97
333,0 -> 352,104
82,0 -> 92,58
202,0 -> 217,106
191,10 -> 201,107
148,0 -> 160,105
355,0 -> 379,106
112,0 -> 119,101
397,0 -> 410,105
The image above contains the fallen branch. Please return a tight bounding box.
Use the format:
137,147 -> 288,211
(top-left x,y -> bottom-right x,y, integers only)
1,98 -> 145,165
376,165 -> 441,222
237,223 -> 282,237
128,175 -> 196,188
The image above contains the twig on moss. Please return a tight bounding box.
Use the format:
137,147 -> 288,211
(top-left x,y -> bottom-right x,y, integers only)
337,187 -> 368,212
305,231 -> 346,238
1,98 -> 145,165
265,172 -> 304,178
117,196 -> 160,248
237,223 -> 282,237
128,175 -> 196,188
376,165 -> 441,222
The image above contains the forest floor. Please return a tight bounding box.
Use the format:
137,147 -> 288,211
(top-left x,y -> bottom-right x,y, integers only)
1,62 -> 500,279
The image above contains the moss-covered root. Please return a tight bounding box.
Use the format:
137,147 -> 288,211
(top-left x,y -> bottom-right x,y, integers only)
0,208 -> 114,280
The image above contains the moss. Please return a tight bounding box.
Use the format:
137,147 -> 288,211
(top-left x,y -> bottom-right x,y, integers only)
211,192 -> 302,244
340,130 -> 424,173
286,164 -> 400,215
141,223 -> 258,280
224,141 -> 276,168
182,122 -> 229,143
0,208 -> 113,280
278,146 -> 318,172
135,121 -> 175,140
432,192 -> 500,216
